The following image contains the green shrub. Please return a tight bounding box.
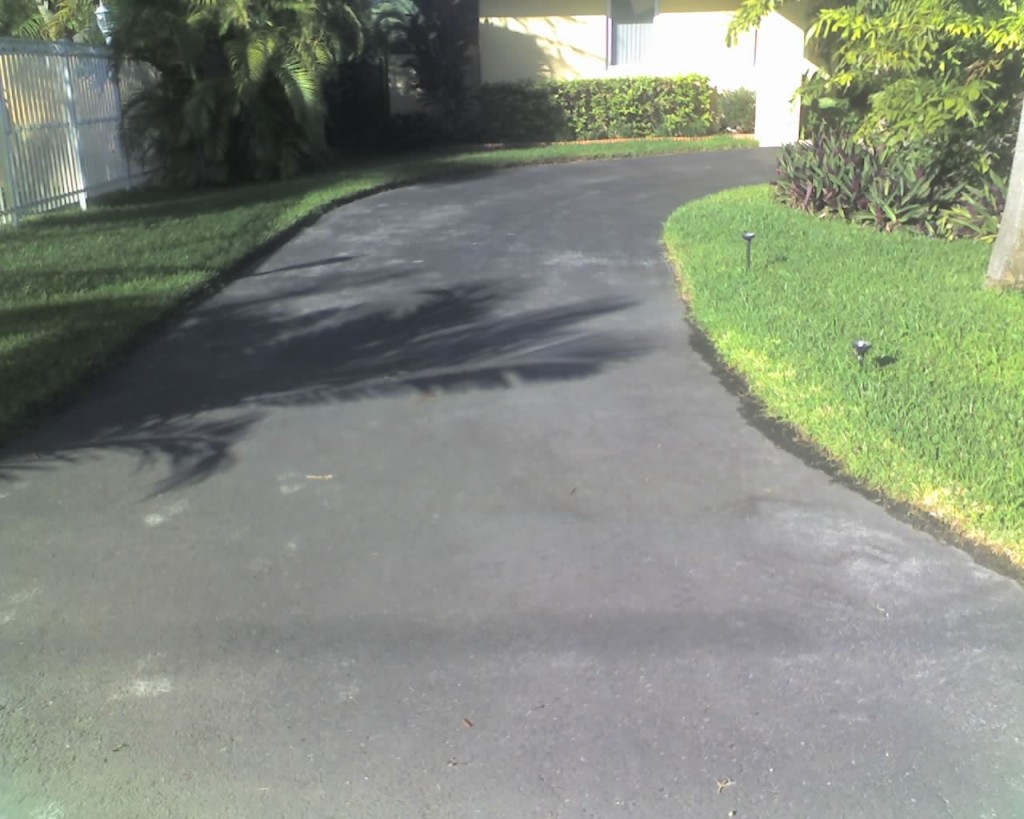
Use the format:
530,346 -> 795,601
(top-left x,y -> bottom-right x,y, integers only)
714,87 -> 755,133
471,82 -> 571,143
472,75 -> 715,143
379,112 -> 454,150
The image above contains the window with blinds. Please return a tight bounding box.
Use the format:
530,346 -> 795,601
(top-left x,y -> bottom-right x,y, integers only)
609,0 -> 656,66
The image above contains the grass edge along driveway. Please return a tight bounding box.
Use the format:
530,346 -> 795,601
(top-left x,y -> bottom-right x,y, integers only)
0,136 -> 751,447
664,184 -> 1024,571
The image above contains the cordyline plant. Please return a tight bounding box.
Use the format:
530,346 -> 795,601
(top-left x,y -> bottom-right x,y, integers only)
777,130 -> 960,233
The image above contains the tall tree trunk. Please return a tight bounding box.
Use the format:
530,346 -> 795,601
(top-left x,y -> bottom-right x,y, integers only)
987,105 -> 1024,288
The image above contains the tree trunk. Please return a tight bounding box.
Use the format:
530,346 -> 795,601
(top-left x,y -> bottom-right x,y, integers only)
987,105 -> 1024,288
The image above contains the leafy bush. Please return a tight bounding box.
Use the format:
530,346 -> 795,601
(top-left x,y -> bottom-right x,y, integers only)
379,112 -> 454,150
714,88 -> 755,133
472,75 -> 715,143
733,0 -> 1024,187
471,82 -> 571,143
775,129 -> 1008,238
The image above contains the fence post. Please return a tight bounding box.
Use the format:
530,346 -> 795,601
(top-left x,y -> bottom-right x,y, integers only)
60,42 -> 89,211
0,59 -> 22,226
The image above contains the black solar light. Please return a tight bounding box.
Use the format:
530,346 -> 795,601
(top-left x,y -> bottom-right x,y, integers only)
853,339 -> 872,368
743,232 -> 755,272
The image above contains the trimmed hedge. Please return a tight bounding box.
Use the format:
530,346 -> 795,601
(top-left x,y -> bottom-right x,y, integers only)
713,87 -> 755,134
472,75 -> 716,143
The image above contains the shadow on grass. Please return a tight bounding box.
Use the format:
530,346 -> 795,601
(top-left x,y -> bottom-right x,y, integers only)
0,266 -> 649,494
22,186 -> 298,231
10,161 -> 403,241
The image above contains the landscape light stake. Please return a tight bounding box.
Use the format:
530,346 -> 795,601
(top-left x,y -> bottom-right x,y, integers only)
853,339 -> 872,369
743,232 -> 755,272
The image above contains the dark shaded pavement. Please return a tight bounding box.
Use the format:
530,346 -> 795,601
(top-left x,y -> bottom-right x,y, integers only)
2,151 -> 1023,818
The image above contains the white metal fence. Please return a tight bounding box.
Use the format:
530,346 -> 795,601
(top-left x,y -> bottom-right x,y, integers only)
0,37 -> 153,226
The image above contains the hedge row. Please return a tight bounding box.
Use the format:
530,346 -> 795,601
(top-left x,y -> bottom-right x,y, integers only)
472,75 -> 723,143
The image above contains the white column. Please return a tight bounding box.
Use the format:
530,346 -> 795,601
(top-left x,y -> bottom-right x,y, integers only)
753,12 -> 808,147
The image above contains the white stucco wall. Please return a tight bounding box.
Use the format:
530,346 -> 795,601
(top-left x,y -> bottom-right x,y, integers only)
614,11 -> 757,92
478,0 -> 817,146
479,0 -> 609,82
751,10 -> 813,147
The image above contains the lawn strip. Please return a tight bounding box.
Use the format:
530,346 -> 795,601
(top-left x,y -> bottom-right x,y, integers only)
664,184 -> 1024,567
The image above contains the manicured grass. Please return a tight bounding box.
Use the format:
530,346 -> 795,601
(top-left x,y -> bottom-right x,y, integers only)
0,135 -> 753,445
665,184 -> 1024,566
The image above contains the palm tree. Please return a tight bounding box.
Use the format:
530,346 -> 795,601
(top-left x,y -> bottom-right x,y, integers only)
117,0 -> 369,185
1,0 -> 101,40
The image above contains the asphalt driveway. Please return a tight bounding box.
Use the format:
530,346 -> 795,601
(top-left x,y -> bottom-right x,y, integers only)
2,150 -> 1023,818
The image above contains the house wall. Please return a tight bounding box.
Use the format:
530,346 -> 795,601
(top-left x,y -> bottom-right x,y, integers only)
479,0 -> 608,82
639,1 -> 757,91
478,0 -> 817,146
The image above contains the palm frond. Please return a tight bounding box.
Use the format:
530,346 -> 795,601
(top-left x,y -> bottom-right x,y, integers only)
118,0 -> 369,183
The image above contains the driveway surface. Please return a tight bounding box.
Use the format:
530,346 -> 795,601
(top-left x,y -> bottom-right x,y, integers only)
2,151 -> 1023,819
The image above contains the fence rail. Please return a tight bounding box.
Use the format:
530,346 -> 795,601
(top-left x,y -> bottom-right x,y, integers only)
0,37 -> 153,226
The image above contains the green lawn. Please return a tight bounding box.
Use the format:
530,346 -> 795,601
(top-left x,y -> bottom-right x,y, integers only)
0,135 -> 751,445
665,184 -> 1024,568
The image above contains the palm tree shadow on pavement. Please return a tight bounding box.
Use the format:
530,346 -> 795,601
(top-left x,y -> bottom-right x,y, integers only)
0,272 -> 651,494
